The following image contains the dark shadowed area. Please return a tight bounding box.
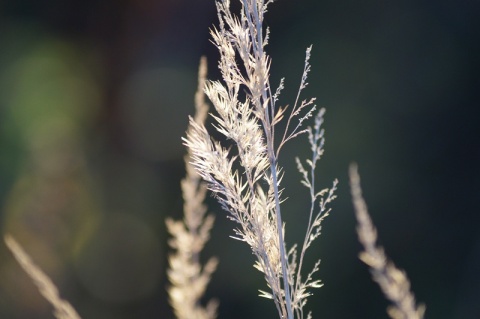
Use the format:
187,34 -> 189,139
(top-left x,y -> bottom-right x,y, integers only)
0,0 -> 479,318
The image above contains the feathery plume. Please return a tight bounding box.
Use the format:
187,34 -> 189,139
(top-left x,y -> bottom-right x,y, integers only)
184,2 -> 337,318
166,56 -> 218,319
349,163 -> 425,319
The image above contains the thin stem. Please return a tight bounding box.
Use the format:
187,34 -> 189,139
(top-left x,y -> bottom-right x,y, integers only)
295,153 -> 316,298
242,1 -> 293,317
269,155 -> 294,319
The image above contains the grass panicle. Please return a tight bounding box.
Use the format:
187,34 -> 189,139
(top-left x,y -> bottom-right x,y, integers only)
349,164 -> 426,319
166,56 -> 218,319
184,1 -> 337,318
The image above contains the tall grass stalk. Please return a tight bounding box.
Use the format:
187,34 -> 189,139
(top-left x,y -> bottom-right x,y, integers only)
184,1 -> 337,318
349,164 -> 425,319
166,56 -> 218,319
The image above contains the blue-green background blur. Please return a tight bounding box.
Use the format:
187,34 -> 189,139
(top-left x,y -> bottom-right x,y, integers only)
0,0 -> 479,318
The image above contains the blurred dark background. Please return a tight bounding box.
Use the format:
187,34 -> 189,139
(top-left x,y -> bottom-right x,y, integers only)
0,0 -> 479,318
